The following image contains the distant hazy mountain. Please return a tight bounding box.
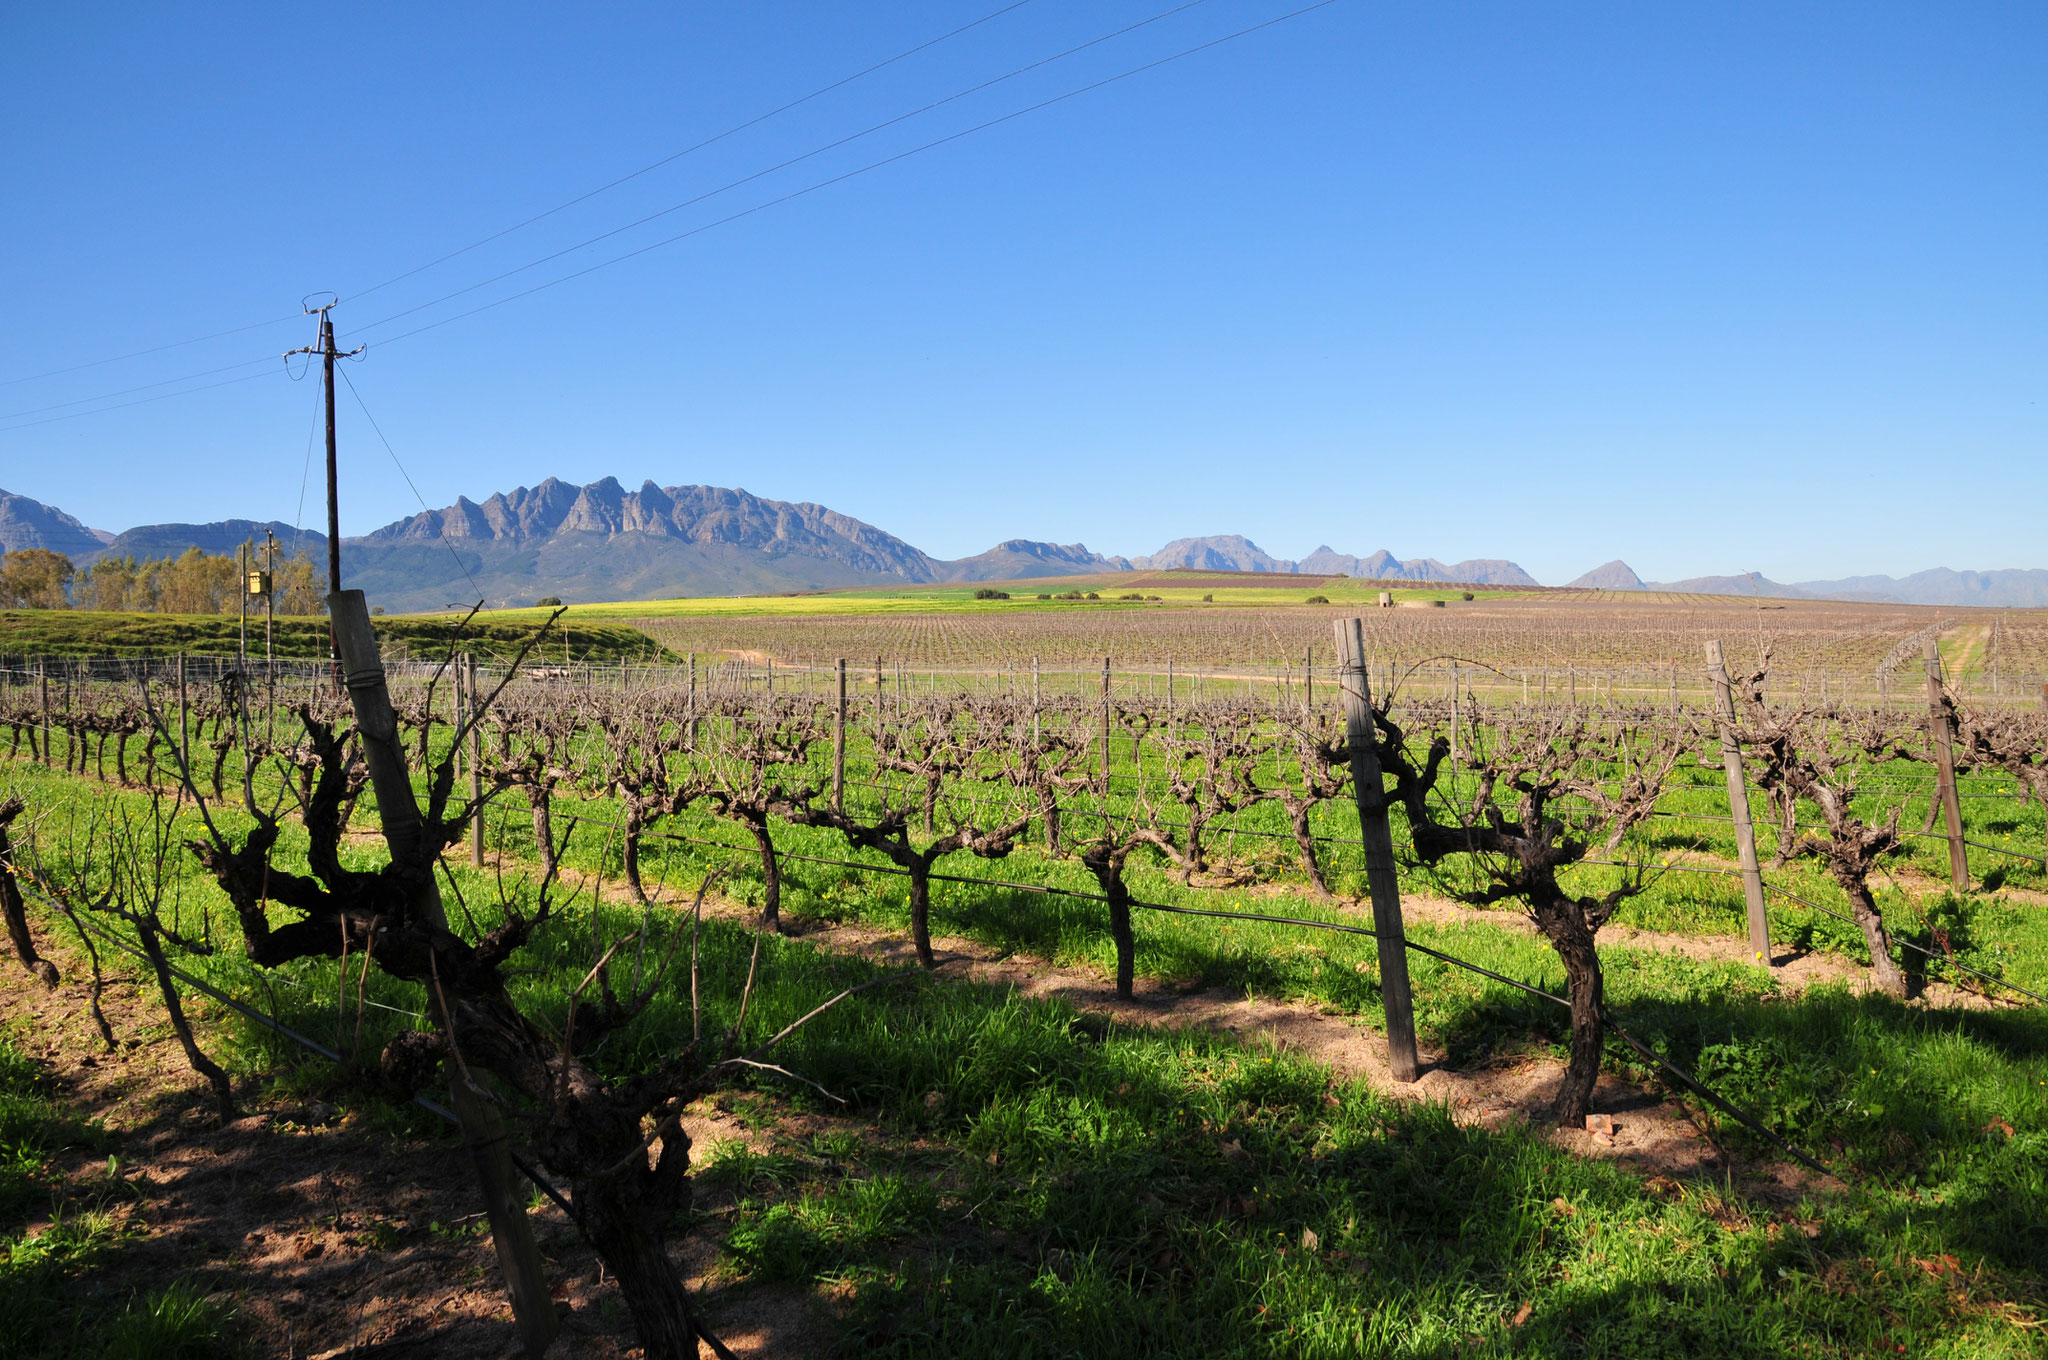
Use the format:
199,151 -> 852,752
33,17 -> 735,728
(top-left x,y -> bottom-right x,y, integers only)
0,489 -> 111,558
1567,560 -> 1647,591
1793,568 -> 2048,608
1133,535 -> 1297,574
88,520 -> 325,566
939,539 -> 1132,581
1300,545 -> 1541,588
15,480 -> 2047,609
1645,571 -> 1814,599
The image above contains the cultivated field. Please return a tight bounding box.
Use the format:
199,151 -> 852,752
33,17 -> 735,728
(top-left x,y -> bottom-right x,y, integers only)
0,592 -> 2045,1357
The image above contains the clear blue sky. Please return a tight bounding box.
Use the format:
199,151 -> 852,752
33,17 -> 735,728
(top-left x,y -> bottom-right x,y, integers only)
3,2 -> 2042,584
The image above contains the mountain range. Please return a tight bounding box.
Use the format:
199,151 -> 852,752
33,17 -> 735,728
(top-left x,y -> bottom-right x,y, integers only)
3,480 -> 2044,610
1564,560 -> 2048,608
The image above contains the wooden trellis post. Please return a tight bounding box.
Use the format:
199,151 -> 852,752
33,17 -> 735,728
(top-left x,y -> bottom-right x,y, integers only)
1031,656 -> 1041,744
328,591 -> 557,1357
1705,641 -> 1772,968
1334,618 -> 1420,1083
467,653 -> 484,869
1923,639 -> 1969,891
1100,656 -> 1112,793
834,658 -> 847,813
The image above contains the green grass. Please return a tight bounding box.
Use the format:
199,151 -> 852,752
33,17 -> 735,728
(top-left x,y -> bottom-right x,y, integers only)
0,1034 -> 193,1360
457,578 -> 1522,626
5,718 -> 2048,1354
0,608 -> 668,661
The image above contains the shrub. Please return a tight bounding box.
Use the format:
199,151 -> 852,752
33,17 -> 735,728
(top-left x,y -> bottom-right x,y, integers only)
1305,595 -> 1329,604
1085,592 -> 1100,600
973,588 -> 1010,600
1035,593 -> 1050,600
1460,591 -> 1475,601
535,596 -> 564,606
1118,593 -> 1144,601
1201,593 -> 1213,602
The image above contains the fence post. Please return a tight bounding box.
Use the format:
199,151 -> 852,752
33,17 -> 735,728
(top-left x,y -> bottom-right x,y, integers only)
467,653 -> 485,869
1334,618 -> 1420,1083
175,654 -> 189,782
38,660 -> 50,768
1031,656 -> 1041,745
1100,656 -> 1111,793
834,658 -> 847,813
1923,639 -> 1969,892
327,592 -> 557,1357
1705,641 -> 1773,968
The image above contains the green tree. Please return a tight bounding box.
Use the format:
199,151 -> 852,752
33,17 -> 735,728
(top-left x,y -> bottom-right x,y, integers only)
0,548 -> 75,609
74,555 -> 140,610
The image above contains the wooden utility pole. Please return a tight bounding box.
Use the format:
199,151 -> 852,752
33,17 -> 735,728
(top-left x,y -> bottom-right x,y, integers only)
1923,639 -> 1969,892
833,658 -> 847,812
329,593 -> 556,1356
283,305 -> 359,675
238,543 -> 249,669
1705,641 -> 1772,968
321,313 -> 341,594
1334,618 -> 1420,1083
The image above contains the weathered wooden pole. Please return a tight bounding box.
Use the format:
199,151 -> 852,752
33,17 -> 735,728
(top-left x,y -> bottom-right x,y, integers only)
1334,618 -> 1420,1083
1100,656 -> 1112,794
1031,656 -> 1041,745
833,658 -> 847,813
175,655 -> 188,781
1705,641 -> 1773,968
467,653 -> 485,869
1923,639 -> 1969,892
685,651 -> 696,749
37,660 -> 50,768
327,591 -> 557,1358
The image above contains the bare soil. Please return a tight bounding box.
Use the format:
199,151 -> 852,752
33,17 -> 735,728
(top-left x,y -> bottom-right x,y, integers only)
0,944 -> 829,1359
8,853 -> 1957,1356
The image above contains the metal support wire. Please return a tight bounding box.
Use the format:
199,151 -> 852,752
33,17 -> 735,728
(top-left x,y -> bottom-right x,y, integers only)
633,826 -> 1832,1171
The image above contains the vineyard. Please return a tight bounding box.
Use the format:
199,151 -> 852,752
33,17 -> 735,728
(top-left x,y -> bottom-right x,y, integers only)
621,593 -> 2048,697
1,601 -> 2045,1357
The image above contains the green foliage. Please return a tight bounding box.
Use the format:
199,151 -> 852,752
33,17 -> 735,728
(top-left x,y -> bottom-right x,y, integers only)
973,588 -> 1011,600
93,1281 -> 234,1360
0,608 -> 668,661
0,551 -> 74,610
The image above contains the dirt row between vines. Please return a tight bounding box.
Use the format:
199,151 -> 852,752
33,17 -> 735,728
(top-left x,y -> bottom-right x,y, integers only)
0,937 -> 833,1360
5,834 -> 1997,1358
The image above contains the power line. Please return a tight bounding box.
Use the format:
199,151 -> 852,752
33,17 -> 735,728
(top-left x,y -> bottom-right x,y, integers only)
0,1 -> 1041,391
352,0 -> 1222,339
0,366 -> 282,434
335,365 -> 485,601
369,0 -> 1345,351
0,0 -> 1257,429
0,355 -> 278,423
0,313 -> 302,390
345,0 -> 1046,306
